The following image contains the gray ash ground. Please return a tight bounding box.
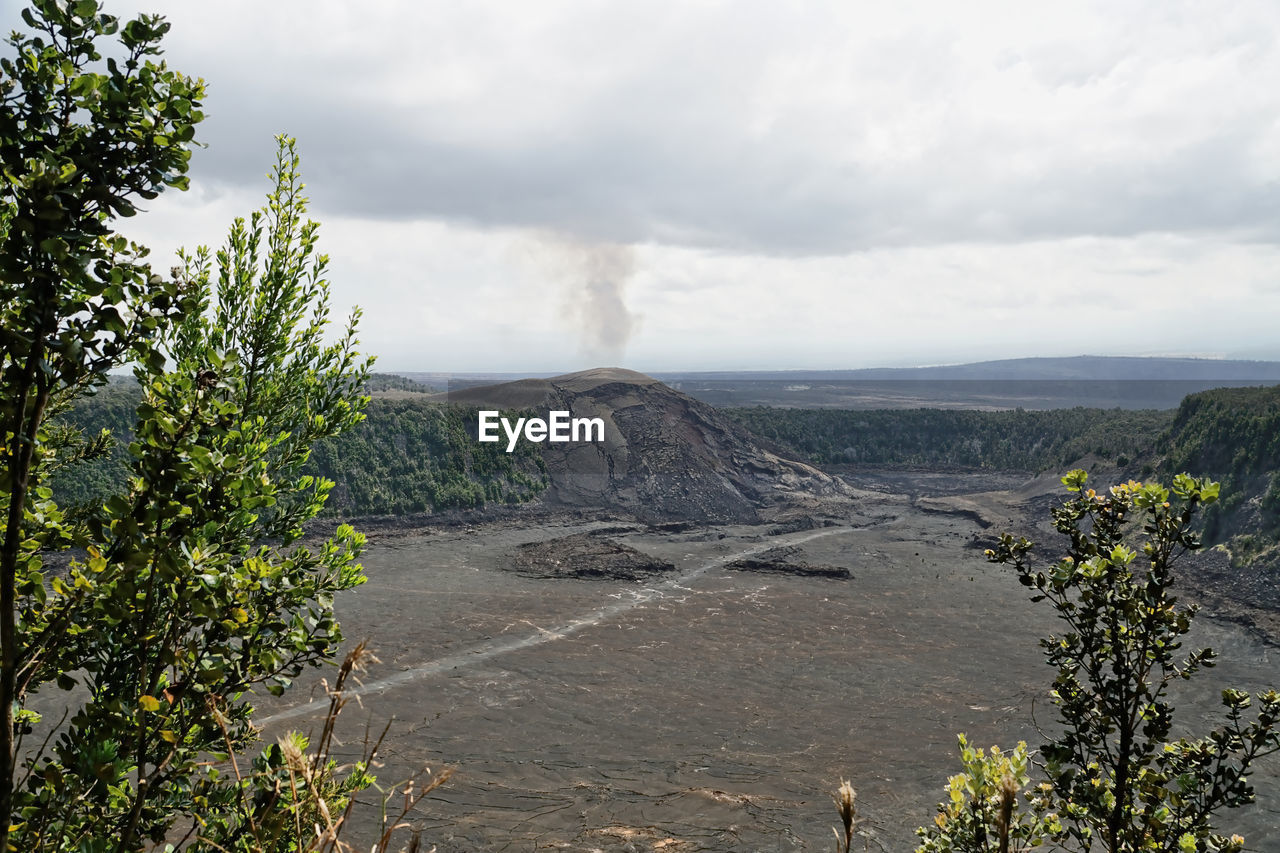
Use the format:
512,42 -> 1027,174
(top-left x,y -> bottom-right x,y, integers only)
256,469 -> 1280,852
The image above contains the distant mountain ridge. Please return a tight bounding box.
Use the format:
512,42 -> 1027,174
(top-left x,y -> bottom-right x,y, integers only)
401,358 -> 1280,411
653,356 -> 1280,382
400,356 -> 1280,386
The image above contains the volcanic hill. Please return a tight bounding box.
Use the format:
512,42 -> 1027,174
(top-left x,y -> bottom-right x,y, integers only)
442,368 -> 849,523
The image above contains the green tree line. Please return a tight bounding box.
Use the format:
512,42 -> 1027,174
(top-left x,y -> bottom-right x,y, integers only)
50,378 -> 548,517
1155,385 -> 1280,566
727,389 -> 1280,571
724,406 -> 1173,471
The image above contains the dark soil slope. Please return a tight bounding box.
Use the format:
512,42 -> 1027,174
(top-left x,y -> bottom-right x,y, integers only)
445,368 -> 850,523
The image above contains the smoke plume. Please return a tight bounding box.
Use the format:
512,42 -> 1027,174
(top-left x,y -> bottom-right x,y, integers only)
530,234 -> 638,363
575,242 -> 636,362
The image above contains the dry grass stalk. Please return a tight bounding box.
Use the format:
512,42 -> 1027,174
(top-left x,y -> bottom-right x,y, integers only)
202,642 -> 451,853
833,779 -> 856,853
370,765 -> 454,853
995,773 -> 1017,853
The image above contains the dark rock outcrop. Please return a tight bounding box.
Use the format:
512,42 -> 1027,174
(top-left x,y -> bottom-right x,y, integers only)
509,533 -> 676,581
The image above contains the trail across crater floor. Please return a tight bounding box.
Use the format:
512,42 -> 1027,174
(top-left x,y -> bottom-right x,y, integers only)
258,524 -> 857,727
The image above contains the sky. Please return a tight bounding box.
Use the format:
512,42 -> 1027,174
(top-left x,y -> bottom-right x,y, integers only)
92,1 -> 1280,372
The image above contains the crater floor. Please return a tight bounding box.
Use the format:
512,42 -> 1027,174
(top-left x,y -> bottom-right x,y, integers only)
258,473 -> 1280,852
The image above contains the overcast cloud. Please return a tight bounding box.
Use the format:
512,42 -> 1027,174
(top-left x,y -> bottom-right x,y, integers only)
98,0 -> 1280,370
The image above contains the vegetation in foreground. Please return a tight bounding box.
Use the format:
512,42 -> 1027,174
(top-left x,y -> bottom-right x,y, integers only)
1,3 -> 437,848
908,471 -> 1279,852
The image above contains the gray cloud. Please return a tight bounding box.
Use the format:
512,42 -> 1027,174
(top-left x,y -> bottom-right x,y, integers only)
183,109 -> 1278,260
136,0 -> 1280,258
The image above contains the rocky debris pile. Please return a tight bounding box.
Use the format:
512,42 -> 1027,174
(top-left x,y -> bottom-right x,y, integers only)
765,515 -> 838,536
509,533 -> 677,581
726,546 -> 851,579
446,368 -> 852,524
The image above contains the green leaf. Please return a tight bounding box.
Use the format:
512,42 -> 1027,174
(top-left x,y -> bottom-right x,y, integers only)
1061,469 -> 1088,492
